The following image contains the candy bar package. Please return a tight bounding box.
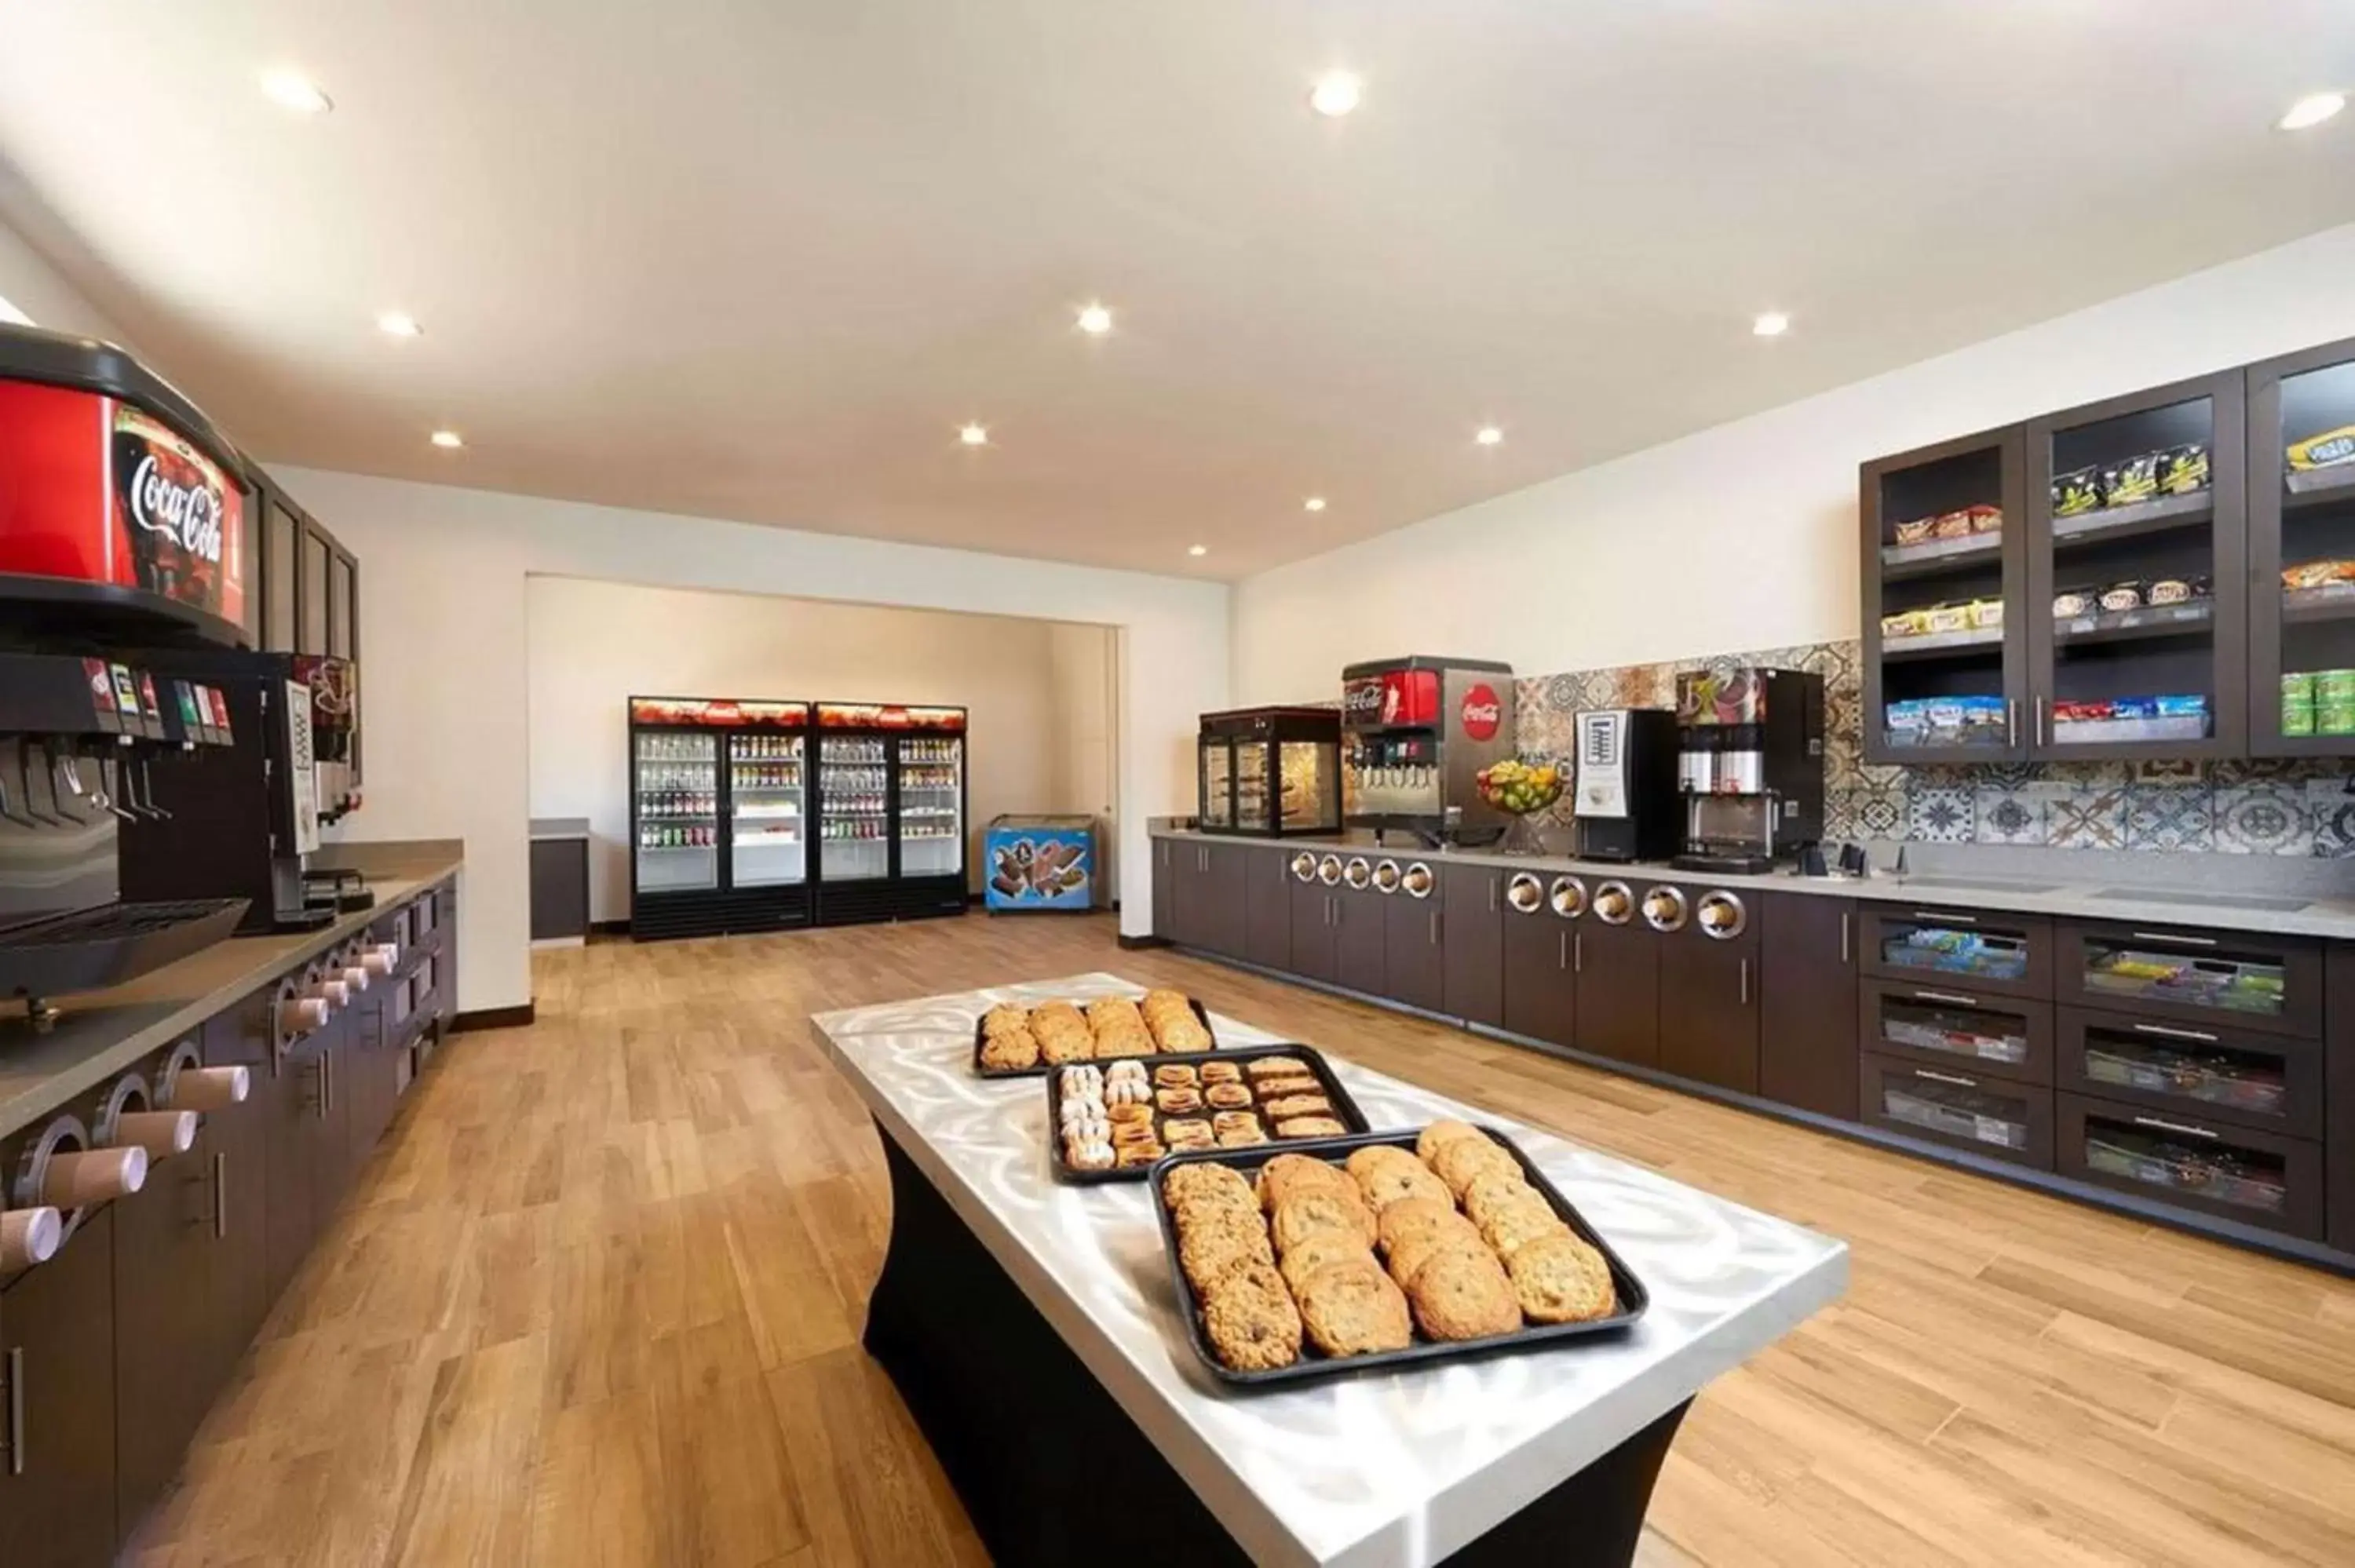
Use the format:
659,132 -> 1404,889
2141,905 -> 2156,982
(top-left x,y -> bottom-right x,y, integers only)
2287,425 -> 2355,472
2098,581 -> 2145,614
2156,444 -> 2211,496
1966,597 -> 2004,629
2283,559 -> 2355,592
2145,574 -> 2208,607
2052,466 -> 2102,517
2101,453 -> 2161,508
1922,603 -> 1972,635
2052,587 -> 2098,619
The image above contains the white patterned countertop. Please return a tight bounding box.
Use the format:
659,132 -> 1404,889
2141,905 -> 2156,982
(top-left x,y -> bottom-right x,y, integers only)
812,972 -> 1848,1568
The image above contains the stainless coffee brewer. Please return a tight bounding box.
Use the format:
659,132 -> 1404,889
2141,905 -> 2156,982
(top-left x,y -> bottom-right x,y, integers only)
1671,667 -> 1825,874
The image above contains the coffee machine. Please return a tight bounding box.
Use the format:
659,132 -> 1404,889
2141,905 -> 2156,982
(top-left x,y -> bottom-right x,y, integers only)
1340,656 -> 1515,848
1671,667 -> 1825,874
116,648 -> 363,933
1569,709 -> 1681,862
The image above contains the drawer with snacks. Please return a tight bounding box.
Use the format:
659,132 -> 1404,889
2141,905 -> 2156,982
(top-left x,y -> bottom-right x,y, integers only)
972,988 -> 1215,1078
1148,1124 -> 1647,1387
1048,1045 -> 1367,1182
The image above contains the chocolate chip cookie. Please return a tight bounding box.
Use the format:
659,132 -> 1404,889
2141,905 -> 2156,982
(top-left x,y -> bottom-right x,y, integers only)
1270,1187 -> 1378,1255
1507,1231 -> 1617,1323
1201,1263 -> 1302,1371
1294,1257 -> 1413,1358
1479,1190 -> 1572,1263
1345,1146 -> 1453,1212
1407,1247 -> 1522,1341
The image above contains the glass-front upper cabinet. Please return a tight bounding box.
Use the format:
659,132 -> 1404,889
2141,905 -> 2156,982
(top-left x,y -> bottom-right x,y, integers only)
2251,335 -> 2355,756
2025,372 -> 2247,760
1861,428 -> 2028,764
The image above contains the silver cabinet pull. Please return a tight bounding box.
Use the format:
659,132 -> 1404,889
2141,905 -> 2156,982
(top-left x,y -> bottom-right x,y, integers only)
1840,910 -> 1852,966
1558,929 -> 1568,972
1573,932 -> 1583,974
2006,698 -> 2018,750
214,1150 -> 228,1239
2130,931 -> 2216,948
1740,958 -> 1751,1007
1488,877 -> 1497,914
2034,695 -> 2047,748
2131,1114 -> 2218,1141
1429,910 -> 1439,946
1914,1068 -> 1977,1087
1917,910 -> 1975,924
3,1344 -> 20,1475
2132,1022 -> 2219,1044
1912,990 -> 1981,1008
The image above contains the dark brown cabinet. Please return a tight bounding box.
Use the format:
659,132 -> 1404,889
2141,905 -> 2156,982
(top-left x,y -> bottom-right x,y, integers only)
1242,848 -> 1292,971
0,1208 -> 120,1568
1575,917 -> 1657,1069
1381,885 -> 1444,1014
1658,926 -> 1758,1096
112,1129 -> 216,1534
2249,334 -> 2355,758
1860,1052 -> 2054,1171
1442,864 -> 1505,1028
262,1026 -> 352,1307
2327,946 -> 2355,1256
1152,838 -> 1176,940
1167,842 -> 1251,960
1760,894 -> 1858,1119
1860,905 -> 2053,1003
1860,978 -> 2053,1085
1334,882 -> 1386,998
2054,919 -> 2320,1039
2056,1005 -> 2320,1140
202,994 -> 276,1372
2057,1091 -> 2322,1241
1502,909 -> 1575,1047
1288,875 -> 1338,983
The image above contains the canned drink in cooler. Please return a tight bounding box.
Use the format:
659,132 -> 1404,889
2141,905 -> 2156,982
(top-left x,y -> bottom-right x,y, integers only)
2318,669 -> 2355,705
2319,700 -> 2355,738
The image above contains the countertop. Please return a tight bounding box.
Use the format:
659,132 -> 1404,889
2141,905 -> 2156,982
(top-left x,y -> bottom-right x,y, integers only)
1149,826 -> 2355,942
528,817 -> 591,841
0,843 -> 462,1139
812,973 -> 1847,1568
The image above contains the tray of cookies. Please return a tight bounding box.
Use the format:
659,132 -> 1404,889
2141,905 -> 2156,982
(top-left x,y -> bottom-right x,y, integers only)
1048,1045 -> 1368,1182
1149,1121 -> 1647,1387
973,988 -> 1215,1078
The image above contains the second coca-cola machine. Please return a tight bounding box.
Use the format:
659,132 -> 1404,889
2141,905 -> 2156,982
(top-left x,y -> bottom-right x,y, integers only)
812,702 -> 968,926
627,695 -> 812,939
1340,655 -> 1516,846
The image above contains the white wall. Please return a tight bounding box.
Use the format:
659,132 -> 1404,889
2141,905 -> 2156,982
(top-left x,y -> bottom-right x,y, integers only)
1234,223 -> 2355,702
526,577 -> 1105,918
0,217 -> 126,339
275,467 -> 1227,1012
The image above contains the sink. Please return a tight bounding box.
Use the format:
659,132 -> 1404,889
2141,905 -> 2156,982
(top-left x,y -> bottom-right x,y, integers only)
1897,877 -> 2062,895
2089,888 -> 2310,913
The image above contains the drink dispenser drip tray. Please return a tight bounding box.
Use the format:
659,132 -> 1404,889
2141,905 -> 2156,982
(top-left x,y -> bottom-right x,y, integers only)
0,897 -> 248,1032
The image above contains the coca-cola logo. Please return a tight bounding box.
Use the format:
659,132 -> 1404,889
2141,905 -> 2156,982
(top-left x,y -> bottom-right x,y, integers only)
127,450 -> 225,563
1460,683 -> 1502,742
1342,678 -> 1384,720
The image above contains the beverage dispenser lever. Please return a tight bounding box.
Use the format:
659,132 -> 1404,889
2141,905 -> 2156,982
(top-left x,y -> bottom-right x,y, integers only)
48,748 -> 89,826
14,742 -> 64,827
93,753 -> 138,822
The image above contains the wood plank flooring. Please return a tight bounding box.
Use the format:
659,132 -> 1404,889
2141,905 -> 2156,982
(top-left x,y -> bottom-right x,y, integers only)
129,914 -> 2355,1567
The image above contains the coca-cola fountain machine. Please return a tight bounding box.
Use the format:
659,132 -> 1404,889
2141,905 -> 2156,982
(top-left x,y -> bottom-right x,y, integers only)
1339,655 -> 1516,847
0,323 -> 265,1024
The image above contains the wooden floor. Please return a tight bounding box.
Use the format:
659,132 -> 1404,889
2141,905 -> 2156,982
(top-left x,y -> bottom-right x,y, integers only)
130,913 -> 2355,1568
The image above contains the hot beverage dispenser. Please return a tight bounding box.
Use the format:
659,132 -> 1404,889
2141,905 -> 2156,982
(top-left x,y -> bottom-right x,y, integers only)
1569,708 -> 1681,862
1672,666 -> 1825,874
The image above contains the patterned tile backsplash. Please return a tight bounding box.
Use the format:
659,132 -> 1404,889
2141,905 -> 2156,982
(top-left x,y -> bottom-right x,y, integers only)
1511,638 -> 2355,858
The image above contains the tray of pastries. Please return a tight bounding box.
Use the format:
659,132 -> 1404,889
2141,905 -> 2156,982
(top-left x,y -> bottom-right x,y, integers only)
1048,1045 -> 1368,1181
973,989 -> 1215,1078
1150,1122 -> 1647,1387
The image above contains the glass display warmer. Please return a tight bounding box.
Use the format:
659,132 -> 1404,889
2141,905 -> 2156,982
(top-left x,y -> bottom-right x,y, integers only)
1196,706 -> 1342,837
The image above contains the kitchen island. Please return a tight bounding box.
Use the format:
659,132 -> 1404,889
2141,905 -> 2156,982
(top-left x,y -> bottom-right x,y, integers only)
812,973 -> 1847,1568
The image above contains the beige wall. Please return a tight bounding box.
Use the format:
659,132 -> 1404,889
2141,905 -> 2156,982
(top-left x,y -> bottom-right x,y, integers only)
1234,222 -> 2355,702
525,576 -> 1108,919
1044,621 -> 1119,905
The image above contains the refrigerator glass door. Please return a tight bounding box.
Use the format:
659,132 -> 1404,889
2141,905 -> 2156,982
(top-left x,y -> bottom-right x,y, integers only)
1279,740 -> 1339,831
896,735 -> 963,878
728,732 -> 806,887
635,730 -> 718,891
819,734 -> 890,881
1199,740 -> 1233,828
1236,741 -> 1269,831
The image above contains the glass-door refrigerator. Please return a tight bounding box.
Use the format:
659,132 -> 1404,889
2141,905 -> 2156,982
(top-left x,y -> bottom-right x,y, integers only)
627,695 -> 812,939
812,702 -> 969,925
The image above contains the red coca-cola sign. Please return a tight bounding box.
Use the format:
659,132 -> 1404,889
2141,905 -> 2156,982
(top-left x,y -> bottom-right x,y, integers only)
1459,683 -> 1502,742
0,380 -> 246,633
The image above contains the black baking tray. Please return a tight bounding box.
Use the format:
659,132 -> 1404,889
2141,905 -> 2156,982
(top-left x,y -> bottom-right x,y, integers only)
1148,1126 -> 1648,1388
970,994 -> 1215,1080
1044,1044 -> 1368,1184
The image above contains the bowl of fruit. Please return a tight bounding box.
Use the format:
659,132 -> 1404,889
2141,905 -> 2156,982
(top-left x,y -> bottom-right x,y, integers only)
1474,759 -> 1563,853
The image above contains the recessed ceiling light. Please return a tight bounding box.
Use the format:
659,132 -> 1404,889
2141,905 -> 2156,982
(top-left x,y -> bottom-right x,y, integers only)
261,70 -> 332,115
1309,71 -> 1363,118
1475,427 -> 1503,447
1304,497 -> 1327,512
958,423 -> 990,447
376,311 -> 422,338
1753,311 -> 1792,337
1188,545 -> 1208,557
2280,92 -> 2346,131
429,429 -> 463,450
1076,303 -> 1113,335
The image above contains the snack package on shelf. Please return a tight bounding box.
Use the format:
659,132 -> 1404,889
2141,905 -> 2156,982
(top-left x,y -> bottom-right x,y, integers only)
2101,453 -> 2162,508
2053,467 -> 2102,517
2098,582 -> 2145,614
2156,444 -> 2211,496
1966,596 -> 2004,629
2145,574 -> 2207,607
2053,586 -> 2098,619
2288,425 -> 2355,472
1966,505 -> 2003,534
2283,559 -> 2355,593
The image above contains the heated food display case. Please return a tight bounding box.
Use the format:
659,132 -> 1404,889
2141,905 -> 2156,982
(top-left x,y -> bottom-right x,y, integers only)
1195,706 -> 1340,837
812,701 -> 969,926
626,695 -> 812,940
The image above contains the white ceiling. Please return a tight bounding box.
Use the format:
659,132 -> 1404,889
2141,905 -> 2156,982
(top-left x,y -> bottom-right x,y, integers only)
1,1 -> 2350,580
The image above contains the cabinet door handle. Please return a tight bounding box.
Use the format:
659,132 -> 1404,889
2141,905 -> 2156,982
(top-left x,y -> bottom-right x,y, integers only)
2036,696 -> 2048,748
1840,910 -> 1852,966
2132,1114 -> 2218,1141
1913,1068 -> 1977,1087
2006,698 -> 2018,750
1429,910 -> 1440,946
1558,929 -> 1568,972
2132,1021 -> 2219,1044
2129,931 -> 2216,948
3,1344 -> 20,1476
214,1150 -> 228,1239
1573,932 -> 1583,974
1488,877 -> 1498,914
1740,958 -> 1751,1006
1912,989 -> 1981,1008
1916,910 -> 1975,924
